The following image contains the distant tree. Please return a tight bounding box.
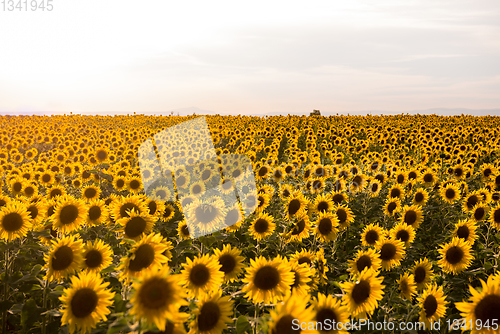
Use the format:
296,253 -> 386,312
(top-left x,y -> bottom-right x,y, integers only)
310,109 -> 321,116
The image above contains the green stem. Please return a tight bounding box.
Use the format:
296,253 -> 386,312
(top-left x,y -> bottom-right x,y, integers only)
253,302 -> 259,334
2,248 -> 9,334
41,278 -> 49,334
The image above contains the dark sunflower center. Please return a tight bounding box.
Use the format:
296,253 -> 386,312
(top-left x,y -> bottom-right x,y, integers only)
245,195 -> 256,208
218,254 -> 236,274
13,182 -> 22,192
202,170 -> 212,181
457,226 -> 470,240
352,280 -> 371,304
224,208 -> 240,226
337,209 -> 347,224
192,185 -> 202,195
181,224 -> 190,236
415,193 -> 424,203
423,295 -> 438,318
85,249 -> 103,268
288,199 -> 301,216
254,218 -> 269,233
298,257 -> 311,266
139,277 -> 174,309
371,183 -> 379,192
365,230 -> 379,244
163,207 -> 172,218
120,203 -> 140,218
155,190 -> 167,199
318,218 -> 333,235
88,206 -> 102,221
24,186 -> 35,196
27,206 -> 38,220
198,301 -> 221,332
291,271 -> 301,288
96,150 -> 107,161
60,205 -> 79,225
125,216 -> 147,238
356,255 -> 372,272
404,210 -> 417,225
397,175 -> 404,183
390,188 -> 401,198
474,207 -> 485,220
396,230 -> 410,242
189,264 -> 210,287
258,167 -> 268,177
71,288 -> 98,318
317,201 -> 329,213
494,209 -> 500,223
50,188 -> 62,198
445,188 -> 456,199
129,244 -> 155,272
176,176 -> 186,188
1,212 -> 23,232
316,308 -> 337,326
42,174 -> 51,183
467,195 -> 478,210
232,169 -> 242,178
292,219 -> 305,235
271,314 -> 297,334
474,294 -> 500,323
254,266 -> 280,290
414,266 -> 426,284
129,180 -> 140,189
195,205 -> 218,224
116,179 -> 125,188
332,194 -> 344,204
84,188 -> 97,199
445,246 -> 464,265
52,245 -> 74,271
387,202 -> 397,214
423,174 -> 433,183
380,243 -> 397,261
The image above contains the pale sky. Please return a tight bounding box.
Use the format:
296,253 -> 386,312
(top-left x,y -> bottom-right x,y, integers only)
1,0 -> 499,115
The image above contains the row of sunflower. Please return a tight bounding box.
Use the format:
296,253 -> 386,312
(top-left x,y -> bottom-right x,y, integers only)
1,114 -> 500,333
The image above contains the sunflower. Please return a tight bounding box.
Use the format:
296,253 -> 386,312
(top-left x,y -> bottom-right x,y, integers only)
397,273 -> 417,300
0,194 -> 11,209
44,235 -> 84,281
383,197 -> 402,217
24,199 -> 46,228
340,268 -> 385,319
411,258 -> 434,291
456,275 -> 500,334
213,244 -> 245,283
420,169 -> 436,187
376,237 -> 406,271
82,239 -> 113,273
241,255 -> 294,304
256,192 -> 271,213
488,203 -> 500,229
361,223 -> 385,247
314,212 -> 339,242
161,203 -> 176,223
116,210 -> 155,241
388,184 -> 404,200
50,195 -> 88,235
285,192 -> 309,221
177,219 -> 191,239
463,191 -> 481,213
333,204 -> 354,230
311,193 -> 333,214
81,184 -> 101,202
130,266 -> 187,332
390,222 -> 416,247
120,233 -> 171,282
22,182 -> 39,198
471,203 -> 488,222
288,260 -> 313,296
400,204 -> 423,229
439,183 -> 460,204
189,292 -> 233,334
179,254 -> 224,299
368,180 -> 381,197
283,213 -> 312,243
438,237 -> 474,275
412,188 -> 429,206
59,271 -> 114,334
268,292 -> 316,334
183,196 -> 227,237
113,176 -> 128,191
350,173 -> 367,193
418,283 -> 447,330
0,202 -> 32,241
311,293 -> 349,334
85,199 -> 109,227
348,248 -> 382,276
314,248 -> 329,286
452,219 -> 478,245
290,249 -> 316,268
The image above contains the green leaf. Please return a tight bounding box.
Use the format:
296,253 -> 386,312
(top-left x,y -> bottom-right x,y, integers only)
236,315 -> 251,334
22,299 -> 42,333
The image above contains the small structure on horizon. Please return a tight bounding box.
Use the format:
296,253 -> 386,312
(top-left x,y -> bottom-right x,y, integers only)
310,109 -> 321,116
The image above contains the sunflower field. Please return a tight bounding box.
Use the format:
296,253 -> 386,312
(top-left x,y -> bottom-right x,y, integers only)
1,113 -> 500,334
